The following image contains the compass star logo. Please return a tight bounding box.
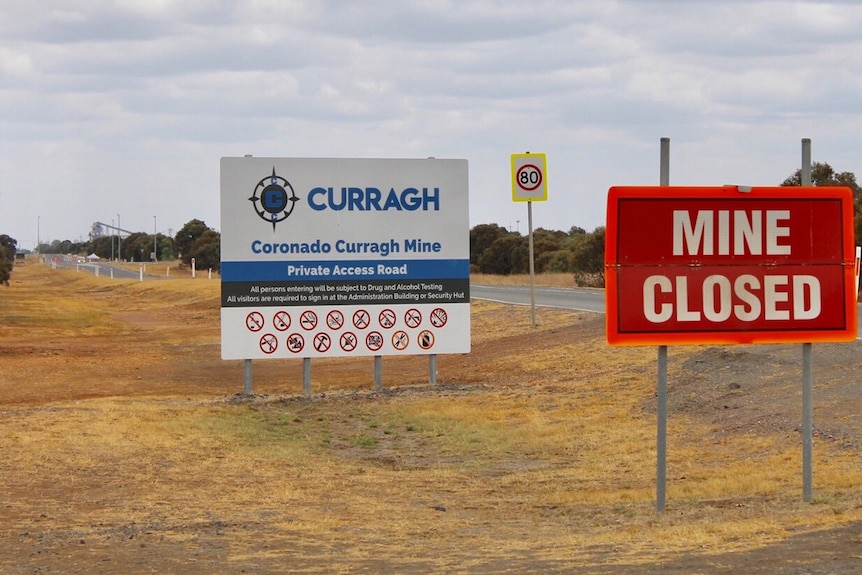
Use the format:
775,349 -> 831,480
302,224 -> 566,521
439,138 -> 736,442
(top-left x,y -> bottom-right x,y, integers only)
249,167 -> 300,231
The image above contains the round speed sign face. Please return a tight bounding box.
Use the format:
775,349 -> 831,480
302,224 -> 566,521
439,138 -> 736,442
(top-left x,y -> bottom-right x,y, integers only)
511,153 -> 548,201
516,164 -> 542,191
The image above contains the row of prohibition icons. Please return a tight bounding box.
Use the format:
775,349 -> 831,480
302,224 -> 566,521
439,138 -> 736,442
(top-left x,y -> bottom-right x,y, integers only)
257,327 -> 437,355
245,307 -> 448,334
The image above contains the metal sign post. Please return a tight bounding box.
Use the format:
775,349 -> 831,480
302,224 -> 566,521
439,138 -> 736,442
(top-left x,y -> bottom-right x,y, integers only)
527,200 -> 536,326
243,359 -> 253,395
511,152 -> 548,327
801,138 -> 814,503
657,137 -> 670,513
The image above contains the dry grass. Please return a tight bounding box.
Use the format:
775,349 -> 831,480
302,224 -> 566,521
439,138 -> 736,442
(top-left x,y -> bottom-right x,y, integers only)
1,263 -> 861,572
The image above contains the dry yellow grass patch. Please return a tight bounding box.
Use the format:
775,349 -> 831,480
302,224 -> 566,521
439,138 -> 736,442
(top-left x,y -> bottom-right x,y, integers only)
1,263 -> 861,573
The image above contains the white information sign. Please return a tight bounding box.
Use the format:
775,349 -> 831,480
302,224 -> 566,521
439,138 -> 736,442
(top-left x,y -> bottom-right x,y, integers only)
220,157 -> 470,359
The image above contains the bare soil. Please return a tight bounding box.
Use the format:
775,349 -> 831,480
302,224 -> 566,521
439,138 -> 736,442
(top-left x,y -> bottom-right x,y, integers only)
1,265 -> 862,573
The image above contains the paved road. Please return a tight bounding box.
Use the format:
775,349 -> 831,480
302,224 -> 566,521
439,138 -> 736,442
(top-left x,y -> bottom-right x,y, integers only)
470,284 -> 604,313
50,260 -> 143,280
470,283 -> 862,340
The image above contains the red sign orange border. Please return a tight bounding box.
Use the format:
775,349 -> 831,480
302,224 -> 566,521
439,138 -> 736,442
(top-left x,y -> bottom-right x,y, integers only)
605,186 -> 857,345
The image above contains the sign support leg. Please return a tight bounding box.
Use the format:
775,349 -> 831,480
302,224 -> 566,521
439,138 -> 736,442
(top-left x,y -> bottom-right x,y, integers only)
429,354 -> 438,384
801,137 -> 814,503
656,136 -> 670,514
657,345 -> 668,513
303,358 -> 311,397
527,200 -> 536,327
374,356 -> 382,391
243,359 -> 253,395
802,343 -> 813,502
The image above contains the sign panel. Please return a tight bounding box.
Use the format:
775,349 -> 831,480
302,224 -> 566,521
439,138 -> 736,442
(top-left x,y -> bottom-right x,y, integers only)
511,153 -> 548,201
220,157 -> 470,359
605,185 -> 857,345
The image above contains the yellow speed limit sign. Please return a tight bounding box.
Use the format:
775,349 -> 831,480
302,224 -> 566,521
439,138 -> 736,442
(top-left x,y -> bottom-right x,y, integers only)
511,153 -> 548,202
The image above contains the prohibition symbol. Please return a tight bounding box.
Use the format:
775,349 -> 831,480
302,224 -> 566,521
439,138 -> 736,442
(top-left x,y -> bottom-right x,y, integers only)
326,310 -> 345,330
378,308 -> 397,329
300,310 -> 318,331
516,164 -> 542,191
259,333 -> 278,354
273,310 -> 291,331
366,331 -> 384,352
392,330 -> 409,350
353,309 -> 371,329
404,308 -> 422,328
429,307 -> 448,328
313,332 -> 331,352
340,331 -> 358,352
246,311 -> 265,332
286,333 -> 305,354
418,330 -> 435,350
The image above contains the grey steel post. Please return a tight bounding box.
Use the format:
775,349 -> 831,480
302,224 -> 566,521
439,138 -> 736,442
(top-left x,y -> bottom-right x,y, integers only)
660,137 -> 670,187
801,137 -> 814,502
657,345 -> 668,513
374,356 -> 382,391
429,354 -> 438,384
243,359 -> 253,395
528,200 -> 536,327
303,357 -> 311,397
656,136 -> 670,513
802,342 -> 813,502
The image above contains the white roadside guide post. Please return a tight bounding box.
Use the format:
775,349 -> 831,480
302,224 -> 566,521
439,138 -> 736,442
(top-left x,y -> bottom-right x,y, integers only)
511,152 -> 549,327
604,138 -> 857,513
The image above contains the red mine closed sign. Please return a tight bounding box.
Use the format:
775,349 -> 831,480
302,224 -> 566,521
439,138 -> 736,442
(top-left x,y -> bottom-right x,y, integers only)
605,186 -> 857,345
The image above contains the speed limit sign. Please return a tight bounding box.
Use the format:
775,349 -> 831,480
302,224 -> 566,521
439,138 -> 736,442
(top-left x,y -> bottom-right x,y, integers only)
511,153 -> 548,201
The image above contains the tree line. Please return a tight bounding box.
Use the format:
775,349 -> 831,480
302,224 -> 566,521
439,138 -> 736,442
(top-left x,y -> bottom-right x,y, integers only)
471,163 -> 862,281
2,162 -> 860,288
0,219 -> 220,286
470,223 -> 605,284
84,218 -> 220,272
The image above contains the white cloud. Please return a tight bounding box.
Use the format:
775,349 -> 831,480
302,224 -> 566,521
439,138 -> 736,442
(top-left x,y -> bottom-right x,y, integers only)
2,0 -> 862,248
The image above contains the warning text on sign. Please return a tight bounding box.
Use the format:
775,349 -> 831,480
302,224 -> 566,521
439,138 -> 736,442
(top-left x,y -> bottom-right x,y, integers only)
223,279 -> 469,307
605,186 -> 857,345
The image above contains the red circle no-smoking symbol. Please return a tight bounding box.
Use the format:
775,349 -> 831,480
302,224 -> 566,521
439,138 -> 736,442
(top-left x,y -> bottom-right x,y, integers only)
300,310 -> 318,331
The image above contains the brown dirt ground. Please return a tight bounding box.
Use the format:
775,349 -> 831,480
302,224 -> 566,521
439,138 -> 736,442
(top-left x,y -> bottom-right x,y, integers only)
2,264 -> 862,573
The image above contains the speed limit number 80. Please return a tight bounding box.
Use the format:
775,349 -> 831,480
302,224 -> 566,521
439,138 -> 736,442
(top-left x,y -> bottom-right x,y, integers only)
511,153 -> 548,202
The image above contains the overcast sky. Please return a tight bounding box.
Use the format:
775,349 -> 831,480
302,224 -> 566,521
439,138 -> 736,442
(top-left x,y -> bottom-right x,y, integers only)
2,0 -> 861,250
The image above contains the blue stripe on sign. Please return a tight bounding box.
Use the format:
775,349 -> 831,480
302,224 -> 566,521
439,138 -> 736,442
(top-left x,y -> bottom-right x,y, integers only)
221,259 -> 470,281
